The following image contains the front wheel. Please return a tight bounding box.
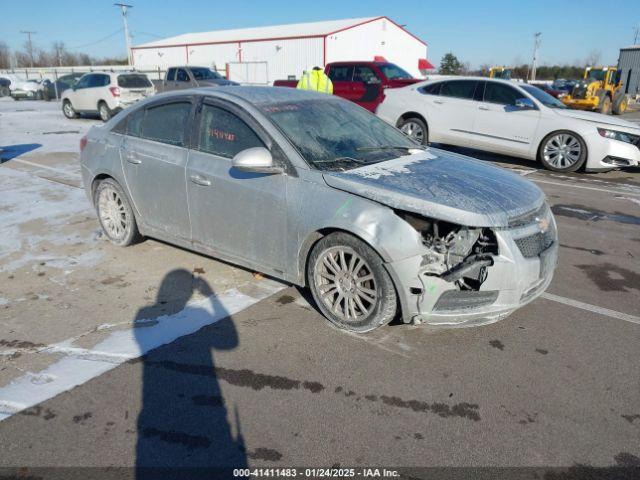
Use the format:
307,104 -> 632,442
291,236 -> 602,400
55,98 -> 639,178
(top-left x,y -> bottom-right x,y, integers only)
62,100 -> 78,119
538,131 -> 587,172
598,96 -> 611,115
94,178 -> 140,247
398,117 -> 428,145
307,232 -> 397,333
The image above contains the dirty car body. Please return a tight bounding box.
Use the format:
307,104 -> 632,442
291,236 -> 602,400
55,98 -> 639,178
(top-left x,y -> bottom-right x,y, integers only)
80,87 -> 557,331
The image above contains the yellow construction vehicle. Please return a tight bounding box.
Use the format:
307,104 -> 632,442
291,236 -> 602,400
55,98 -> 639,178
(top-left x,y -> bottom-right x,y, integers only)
561,66 -> 628,115
489,66 -> 512,79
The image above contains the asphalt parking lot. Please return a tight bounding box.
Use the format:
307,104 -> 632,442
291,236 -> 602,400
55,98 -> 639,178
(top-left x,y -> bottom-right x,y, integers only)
0,97 -> 639,476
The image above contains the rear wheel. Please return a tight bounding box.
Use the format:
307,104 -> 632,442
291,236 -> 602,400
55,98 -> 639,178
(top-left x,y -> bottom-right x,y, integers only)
98,102 -> 112,122
398,116 -> 428,145
307,232 -> 397,333
538,131 -> 587,172
598,96 -> 611,115
62,100 -> 78,119
94,178 -> 140,247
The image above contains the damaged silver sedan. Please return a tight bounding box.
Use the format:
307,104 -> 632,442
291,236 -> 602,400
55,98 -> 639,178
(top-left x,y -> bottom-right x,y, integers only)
80,87 -> 558,332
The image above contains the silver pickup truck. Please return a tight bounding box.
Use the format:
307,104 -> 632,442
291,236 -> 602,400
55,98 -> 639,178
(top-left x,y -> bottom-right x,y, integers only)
153,66 -> 238,93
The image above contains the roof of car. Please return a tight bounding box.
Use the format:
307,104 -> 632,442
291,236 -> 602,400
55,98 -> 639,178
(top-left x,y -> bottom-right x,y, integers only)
177,85 -> 334,104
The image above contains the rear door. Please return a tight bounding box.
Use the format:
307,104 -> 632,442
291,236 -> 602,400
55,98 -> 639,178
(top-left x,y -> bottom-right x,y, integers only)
327,65 -> 354,100
351,65 -> 384,112
120,98 -> 193,239
473,81 -> 541,156
186,99 -> 287,271
430,79 -> 481,145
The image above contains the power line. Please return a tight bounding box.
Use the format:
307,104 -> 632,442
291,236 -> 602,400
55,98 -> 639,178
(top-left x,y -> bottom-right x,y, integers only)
67,28 -> 123,50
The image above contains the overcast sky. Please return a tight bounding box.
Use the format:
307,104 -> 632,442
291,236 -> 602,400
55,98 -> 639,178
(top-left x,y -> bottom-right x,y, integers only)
1,0 -> 638,67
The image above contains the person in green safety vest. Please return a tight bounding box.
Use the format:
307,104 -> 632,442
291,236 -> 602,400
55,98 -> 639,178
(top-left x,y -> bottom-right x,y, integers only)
296,67 -> 333,94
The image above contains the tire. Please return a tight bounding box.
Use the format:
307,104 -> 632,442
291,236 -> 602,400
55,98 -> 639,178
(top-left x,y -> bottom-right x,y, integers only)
98,102 -> 112,122
36,91 -> 43,100
62,100 -> 78,119
398,116 -> 428,145
613,95 -> 628,115
538,131 -> 587,172
94,178 -> 141,247
598,96 -> 611,115
307,232 -> 397,333
12,97 -> 19,101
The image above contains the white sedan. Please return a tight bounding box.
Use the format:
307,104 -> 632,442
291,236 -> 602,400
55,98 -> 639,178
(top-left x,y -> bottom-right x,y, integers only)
376,77 -> 640,172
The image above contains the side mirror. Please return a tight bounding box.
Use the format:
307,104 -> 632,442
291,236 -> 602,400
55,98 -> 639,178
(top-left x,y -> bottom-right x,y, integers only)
366,77 -> 381,85
232,147 -> 282,174
515,98 -> 536,110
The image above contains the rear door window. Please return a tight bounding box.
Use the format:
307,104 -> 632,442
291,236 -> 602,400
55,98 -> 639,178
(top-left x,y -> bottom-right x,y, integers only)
118,74 -> 152,88
419,82 -> 441,95
483,82 -> 521,106
328,66 -> 353,82
197,104 -> 265,158
439,80 -> 478,100
353,66 -> 380,84
176,69 -> 190,82
140,102 -> 192,146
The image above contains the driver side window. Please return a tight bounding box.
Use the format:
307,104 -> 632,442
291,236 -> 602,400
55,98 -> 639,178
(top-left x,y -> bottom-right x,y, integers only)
75,75 -> 91,89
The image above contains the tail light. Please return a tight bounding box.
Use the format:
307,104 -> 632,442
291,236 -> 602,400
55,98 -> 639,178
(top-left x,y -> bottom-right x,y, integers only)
109,86 -> 121,97
80,136 -> 88,151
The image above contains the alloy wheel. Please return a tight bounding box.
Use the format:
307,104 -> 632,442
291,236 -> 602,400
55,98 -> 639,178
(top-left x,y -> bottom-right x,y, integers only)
98,186 -> 129,241
400,121 -> 425,143
543,133 -> 582,169
63,102 -> 74,117
314,246 -> 378,322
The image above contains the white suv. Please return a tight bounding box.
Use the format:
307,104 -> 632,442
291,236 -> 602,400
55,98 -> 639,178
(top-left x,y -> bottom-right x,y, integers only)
61,71 -> 155,121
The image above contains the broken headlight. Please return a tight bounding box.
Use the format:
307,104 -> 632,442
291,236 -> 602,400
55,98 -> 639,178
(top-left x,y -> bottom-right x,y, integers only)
398,211 -> 498,290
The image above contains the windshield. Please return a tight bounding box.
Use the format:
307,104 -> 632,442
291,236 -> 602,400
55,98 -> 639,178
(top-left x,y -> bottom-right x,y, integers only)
118,74 -> 152,88
191,67 -> 223,80
522,85 -> 567,109
586,69 -> 606,82
378,63 -> 413,80
260,99 -> 422,171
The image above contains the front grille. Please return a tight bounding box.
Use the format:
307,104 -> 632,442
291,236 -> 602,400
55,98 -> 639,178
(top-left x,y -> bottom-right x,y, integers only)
433,290 -> 499,312
515,229 -> 555,258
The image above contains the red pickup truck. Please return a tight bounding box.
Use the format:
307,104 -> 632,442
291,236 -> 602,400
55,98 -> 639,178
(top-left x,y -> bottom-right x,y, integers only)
273,61 -> 421,112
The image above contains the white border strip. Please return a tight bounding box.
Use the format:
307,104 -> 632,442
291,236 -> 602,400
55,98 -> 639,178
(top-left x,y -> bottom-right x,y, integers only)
0,281 -> 285,421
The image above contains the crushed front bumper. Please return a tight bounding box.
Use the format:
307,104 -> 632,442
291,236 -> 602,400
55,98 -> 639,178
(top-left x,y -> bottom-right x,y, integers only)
385,218 -> 558,328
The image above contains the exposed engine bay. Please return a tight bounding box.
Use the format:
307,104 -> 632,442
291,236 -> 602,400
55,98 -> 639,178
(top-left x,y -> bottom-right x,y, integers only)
398,212 -> 499,291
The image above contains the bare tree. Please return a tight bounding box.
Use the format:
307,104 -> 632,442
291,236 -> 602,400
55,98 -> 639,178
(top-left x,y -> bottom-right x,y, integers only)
0,42 -> 11,69
585,49 -> 601,66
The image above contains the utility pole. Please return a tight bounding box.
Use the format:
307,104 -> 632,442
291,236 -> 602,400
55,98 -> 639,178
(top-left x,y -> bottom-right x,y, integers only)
634,25 -> 640,45
114,3 -> 133,66
531,32 -> 542,82
20,30 -> 37,68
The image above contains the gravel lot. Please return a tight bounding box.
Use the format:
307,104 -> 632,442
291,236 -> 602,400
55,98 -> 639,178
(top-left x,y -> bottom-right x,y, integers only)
0,97 -> 639,477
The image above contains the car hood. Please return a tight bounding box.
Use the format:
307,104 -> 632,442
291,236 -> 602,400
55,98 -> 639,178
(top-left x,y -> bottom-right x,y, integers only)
553,108 -> 640,130
12,81 -> 39,91
322,149 -> 545,227
196,79 -> 239,87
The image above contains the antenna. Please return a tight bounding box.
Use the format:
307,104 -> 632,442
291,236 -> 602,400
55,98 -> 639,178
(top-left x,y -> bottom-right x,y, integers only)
20,30 -> 37,68
114,3 -> 133,65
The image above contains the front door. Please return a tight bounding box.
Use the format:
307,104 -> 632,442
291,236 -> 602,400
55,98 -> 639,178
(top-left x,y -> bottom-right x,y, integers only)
186,101 -> 287,272
327,65 -> 355,101
351,65 -> 383,112
120,99 -> 193,238
473,81 -> 541,156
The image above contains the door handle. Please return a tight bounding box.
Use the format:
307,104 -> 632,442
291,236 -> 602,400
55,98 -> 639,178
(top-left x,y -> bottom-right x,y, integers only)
478,105 -> 490,111
190,174 -> 211,186
124,152 -> 142,164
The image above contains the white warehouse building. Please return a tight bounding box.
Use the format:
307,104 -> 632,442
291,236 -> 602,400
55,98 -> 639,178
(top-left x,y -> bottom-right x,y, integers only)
131,16 -> 430,84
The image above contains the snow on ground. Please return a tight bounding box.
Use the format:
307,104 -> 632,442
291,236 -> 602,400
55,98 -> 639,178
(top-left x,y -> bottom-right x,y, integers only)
0,97 -> 100,155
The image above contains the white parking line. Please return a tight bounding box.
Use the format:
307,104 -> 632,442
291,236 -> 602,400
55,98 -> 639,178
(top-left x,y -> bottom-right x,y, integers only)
0,281 -> 285,422
531,178 -> 640,197
5,157 -> 78,177
541,292 -> 640,325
